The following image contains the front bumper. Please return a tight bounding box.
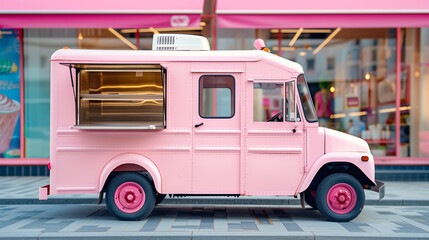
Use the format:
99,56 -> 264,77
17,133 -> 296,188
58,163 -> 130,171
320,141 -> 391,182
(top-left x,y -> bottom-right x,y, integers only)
369,180 -> 385,200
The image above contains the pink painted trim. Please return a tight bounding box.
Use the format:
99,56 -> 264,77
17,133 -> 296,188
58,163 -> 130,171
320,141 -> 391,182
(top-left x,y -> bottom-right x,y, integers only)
0,158 -> 49,165
0,0 -> 205,12
327,183 -> 356,214
216,0 -> 429,13
114,182 -> 145,214
19,29 -> 25,159
217,14 -> 429,29
396,28 -> 401,157
0,14 -> 202,29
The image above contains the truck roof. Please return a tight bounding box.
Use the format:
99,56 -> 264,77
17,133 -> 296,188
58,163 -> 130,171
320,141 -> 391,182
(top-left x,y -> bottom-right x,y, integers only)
51,49 -> 304,74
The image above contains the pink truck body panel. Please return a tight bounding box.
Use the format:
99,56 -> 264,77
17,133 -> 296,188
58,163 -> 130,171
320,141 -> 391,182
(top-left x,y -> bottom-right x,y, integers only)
43,48 -> 376,200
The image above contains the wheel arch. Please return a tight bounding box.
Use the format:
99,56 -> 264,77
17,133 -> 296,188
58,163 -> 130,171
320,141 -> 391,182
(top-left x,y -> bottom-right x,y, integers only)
99,153 -> 162,193
298,152 -> 375,193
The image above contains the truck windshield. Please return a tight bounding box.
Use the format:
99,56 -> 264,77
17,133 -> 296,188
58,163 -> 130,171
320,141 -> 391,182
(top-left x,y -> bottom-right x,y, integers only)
297,74 -> 318,122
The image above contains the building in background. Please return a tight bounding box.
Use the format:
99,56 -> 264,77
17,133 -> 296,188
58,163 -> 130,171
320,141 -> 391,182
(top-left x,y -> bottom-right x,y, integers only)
0,0 -> 429,178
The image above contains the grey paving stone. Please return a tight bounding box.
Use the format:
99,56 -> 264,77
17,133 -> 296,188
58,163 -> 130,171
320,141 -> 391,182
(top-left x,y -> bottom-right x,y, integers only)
228,221 -> 258,231
272,208 -> 303,232
38,232 -> 192,239
19,218 -> 74,232
76,225 -> 110,232
252,209 -> 271,225
200,218 -> 214,230
376,211 -> 396,215
339,222 -> 369,233
393,221 -> 428,233
0,232 -> 40,240
140,215 -> 162,232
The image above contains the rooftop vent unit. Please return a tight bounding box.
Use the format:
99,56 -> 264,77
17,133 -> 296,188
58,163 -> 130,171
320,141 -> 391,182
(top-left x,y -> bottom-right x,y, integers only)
152,34 -> 210,51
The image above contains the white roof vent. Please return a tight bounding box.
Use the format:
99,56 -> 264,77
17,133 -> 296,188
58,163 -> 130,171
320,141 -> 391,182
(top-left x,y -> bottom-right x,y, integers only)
152,34 -> 210,51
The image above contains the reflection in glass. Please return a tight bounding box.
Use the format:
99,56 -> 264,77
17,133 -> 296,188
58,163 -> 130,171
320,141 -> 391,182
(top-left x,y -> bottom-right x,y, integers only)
253,83 -> 284,122
297,75 -> 317,123
199,76 -> 235,118
285,81 -> 295,122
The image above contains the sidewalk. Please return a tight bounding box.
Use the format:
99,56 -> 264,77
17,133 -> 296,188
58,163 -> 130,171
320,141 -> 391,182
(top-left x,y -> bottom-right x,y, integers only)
0,177 -> 427,206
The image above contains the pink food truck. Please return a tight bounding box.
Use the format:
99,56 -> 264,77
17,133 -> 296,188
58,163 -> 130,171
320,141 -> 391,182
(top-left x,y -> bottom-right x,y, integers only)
40,34 -> 384,222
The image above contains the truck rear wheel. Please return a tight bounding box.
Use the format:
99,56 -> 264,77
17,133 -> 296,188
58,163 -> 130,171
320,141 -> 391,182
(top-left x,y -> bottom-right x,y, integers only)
315,173 -> 364,222
106,172 -> 156,221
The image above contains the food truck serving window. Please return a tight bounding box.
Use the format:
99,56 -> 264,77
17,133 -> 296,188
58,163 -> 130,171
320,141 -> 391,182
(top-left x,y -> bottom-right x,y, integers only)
66,64 -> 166,130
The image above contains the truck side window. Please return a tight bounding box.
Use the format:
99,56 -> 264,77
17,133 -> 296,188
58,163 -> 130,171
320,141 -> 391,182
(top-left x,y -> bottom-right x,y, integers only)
199,75 -> 235,118
253,83 -> 284,122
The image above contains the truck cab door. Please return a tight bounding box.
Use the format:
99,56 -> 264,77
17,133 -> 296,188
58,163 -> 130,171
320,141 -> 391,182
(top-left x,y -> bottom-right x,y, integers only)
245,79 -> 305,195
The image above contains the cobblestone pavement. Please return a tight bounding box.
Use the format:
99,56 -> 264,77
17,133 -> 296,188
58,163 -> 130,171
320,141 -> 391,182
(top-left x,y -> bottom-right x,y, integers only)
1,204 -> 429,239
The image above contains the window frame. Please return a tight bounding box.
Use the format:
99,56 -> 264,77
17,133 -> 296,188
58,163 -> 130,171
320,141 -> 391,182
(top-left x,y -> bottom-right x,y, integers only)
198,75 -> 236,119
65,63 -> 167,130
285,80 -> 296,122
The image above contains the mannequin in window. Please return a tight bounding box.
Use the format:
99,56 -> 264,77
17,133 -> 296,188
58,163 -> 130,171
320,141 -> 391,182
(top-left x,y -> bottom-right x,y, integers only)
314,81 -> 333,127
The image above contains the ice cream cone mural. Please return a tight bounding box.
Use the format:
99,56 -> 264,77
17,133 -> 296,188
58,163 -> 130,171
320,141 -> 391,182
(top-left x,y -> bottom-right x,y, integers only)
0,59 -> 18,74
0,29 -> 21,158
0,94 -> 20,153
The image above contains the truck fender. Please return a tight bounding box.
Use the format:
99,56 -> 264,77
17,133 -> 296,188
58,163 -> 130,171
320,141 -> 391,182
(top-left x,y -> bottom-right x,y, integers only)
297,152 -> 375,193
99,153 -> 162,193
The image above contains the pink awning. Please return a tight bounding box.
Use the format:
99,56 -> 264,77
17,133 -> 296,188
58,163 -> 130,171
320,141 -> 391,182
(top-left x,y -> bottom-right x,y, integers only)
217,0 -> 429,28
0,0 -> 204,29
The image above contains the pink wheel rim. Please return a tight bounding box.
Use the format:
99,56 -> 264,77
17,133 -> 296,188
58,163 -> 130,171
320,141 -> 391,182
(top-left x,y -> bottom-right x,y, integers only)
326,183 -> 357,214
114,182 -> 145,213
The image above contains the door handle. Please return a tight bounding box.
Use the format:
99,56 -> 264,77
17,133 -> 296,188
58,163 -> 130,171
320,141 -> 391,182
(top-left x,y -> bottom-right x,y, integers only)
292,129 -> 296,133
195,122 -> 204,128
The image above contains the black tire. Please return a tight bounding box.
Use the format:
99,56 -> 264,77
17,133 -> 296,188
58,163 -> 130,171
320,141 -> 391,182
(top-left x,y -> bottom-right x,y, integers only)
304,189 -> 318,209
315,173 -> 365,222
155,193 -> 166,205
106,172 -> 156,221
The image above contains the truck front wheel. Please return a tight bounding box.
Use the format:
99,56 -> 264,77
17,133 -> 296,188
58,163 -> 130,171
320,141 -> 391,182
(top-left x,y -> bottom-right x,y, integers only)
315,173 -> 364,222
106,172 -> 156,220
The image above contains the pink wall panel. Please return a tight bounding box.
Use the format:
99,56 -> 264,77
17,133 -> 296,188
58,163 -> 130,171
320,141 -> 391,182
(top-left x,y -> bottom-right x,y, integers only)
0,0 -> 204,12
217,0 -> 428,12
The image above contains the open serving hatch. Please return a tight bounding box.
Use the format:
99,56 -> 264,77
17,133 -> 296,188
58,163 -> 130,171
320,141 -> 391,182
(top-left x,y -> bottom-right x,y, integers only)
62,63 -> 167,130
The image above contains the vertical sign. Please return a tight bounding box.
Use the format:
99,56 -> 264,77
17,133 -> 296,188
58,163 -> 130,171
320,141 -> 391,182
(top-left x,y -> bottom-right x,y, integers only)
0,29 -> 20,158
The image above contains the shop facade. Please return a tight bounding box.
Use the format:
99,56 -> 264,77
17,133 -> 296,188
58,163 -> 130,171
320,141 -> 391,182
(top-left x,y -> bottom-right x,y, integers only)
0,0 -> 429,176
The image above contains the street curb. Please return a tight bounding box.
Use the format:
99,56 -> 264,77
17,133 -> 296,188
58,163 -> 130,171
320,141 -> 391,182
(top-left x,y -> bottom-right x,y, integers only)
1,198 -> 429,206
2,232 -> 429,240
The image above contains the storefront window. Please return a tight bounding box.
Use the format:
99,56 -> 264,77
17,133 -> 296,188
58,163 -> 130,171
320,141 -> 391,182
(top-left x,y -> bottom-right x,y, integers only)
23,28 -> 138,157
401,28 -> 429,157
269,28 -> 399,156
24,29 -> 78,158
